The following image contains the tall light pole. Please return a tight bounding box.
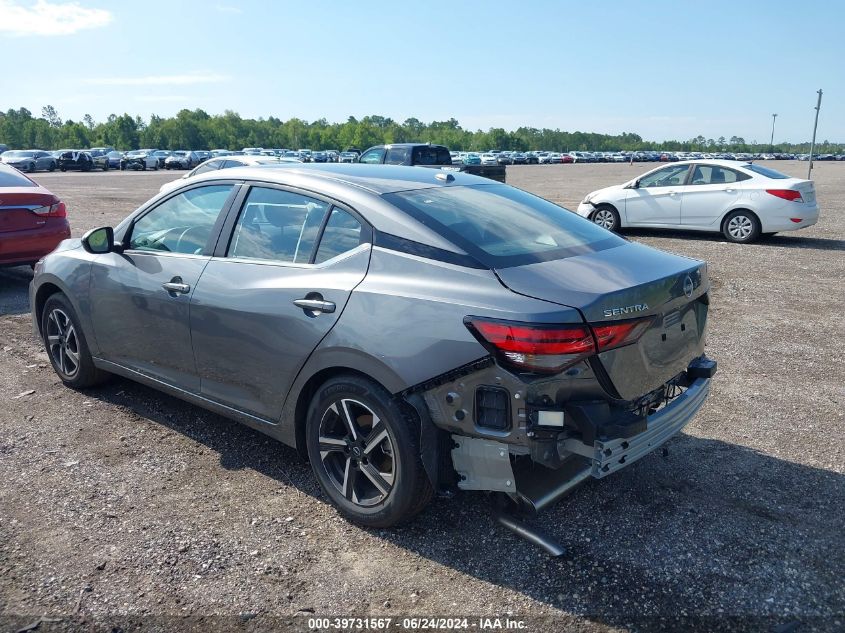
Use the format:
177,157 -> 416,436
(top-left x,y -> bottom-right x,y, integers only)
770,113 -> 777,153
808,89 -> 823,179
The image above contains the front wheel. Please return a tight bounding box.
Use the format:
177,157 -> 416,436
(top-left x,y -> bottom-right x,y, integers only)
591,204 -> 620,232
41,293 -> 110,388
722,210 -> 760,243
306,375 -> 433,527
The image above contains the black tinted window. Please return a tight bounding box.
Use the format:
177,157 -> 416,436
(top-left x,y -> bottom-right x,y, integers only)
0,167 -> 36,187
385,184 -> 624,267
412,146 -> 451,165
315,209 -> 363,264
228,187 -> 329,264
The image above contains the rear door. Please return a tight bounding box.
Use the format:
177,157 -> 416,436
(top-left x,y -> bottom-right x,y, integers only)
624,164 -> 691,225
88,183 -> 238,390
189,184 -> 371,420
680,164 -> 745,226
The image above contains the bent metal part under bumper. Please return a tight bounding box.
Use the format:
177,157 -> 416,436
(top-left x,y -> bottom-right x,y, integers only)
563,377 -> 711,479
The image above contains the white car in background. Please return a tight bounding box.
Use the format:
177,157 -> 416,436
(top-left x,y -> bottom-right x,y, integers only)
577,160 -> 819,243
158,155 -> 301,194
479,153 -> 498,165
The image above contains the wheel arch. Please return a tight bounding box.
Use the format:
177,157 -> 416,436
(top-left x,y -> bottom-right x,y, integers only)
33,280 -> 67,337
281,350 -> 408,458
719,206 -> 761,232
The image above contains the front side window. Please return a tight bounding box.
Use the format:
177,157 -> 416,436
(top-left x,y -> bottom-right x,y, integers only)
385,146 -> 411,165
638,165 -> 690,188
228,187 -> 329,264
314,209 -> 363,264
385,184 -> 624,268
359,148 -> 385,164
128,184 -> 234,254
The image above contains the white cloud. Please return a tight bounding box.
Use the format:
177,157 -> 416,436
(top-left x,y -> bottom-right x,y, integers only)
135,95 -> 189,103
85,72 -> 231,86
0,0 -> 112,36
216,4 -> 242,14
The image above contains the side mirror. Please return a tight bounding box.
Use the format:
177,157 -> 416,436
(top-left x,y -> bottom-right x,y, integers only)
81,226 -> 119,254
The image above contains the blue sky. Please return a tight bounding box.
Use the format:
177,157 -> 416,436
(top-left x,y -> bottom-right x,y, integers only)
0,0 -> 842,142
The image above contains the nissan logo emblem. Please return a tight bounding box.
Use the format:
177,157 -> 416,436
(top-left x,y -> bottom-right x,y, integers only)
683,275 -> 694,298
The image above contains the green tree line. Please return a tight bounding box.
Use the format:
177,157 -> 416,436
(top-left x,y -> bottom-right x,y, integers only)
1,106 -> 842,154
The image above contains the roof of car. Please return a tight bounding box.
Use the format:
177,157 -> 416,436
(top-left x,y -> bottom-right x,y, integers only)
673,159 -> 753,168
194,163 -> 491,194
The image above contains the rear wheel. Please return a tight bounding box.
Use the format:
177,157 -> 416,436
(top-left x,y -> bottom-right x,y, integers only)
102,161 -> 109,171
722,210 -> 760,243
591,204 -> 620,232
41,293 -> 109,389
306,375 -> 433,527
48,161 -> 56,172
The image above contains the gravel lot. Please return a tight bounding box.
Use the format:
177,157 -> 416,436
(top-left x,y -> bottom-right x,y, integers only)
1,163 -> 843,632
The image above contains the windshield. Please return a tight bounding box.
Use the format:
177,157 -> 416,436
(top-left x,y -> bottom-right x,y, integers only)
384,184 -> 624,268
744,163 -> 789,179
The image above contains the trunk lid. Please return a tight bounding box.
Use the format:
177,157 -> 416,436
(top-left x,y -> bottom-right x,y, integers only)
495,242 -> 709,400
0,189 -> 59,233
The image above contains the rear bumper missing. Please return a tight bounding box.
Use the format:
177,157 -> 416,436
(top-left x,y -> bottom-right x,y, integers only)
584,377 -> 710,478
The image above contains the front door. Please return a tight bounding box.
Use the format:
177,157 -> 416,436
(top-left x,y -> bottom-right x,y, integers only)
190,185 -> 371,420
88,183 -> 237,390
624,164 -> 691,225
680,164 -> 744,227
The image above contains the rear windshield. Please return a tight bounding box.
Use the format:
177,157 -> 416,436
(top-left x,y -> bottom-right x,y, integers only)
744,164 -> 789,179
0,167 -> 36,187
384,184 -> 624,267
412,146 -> 452,165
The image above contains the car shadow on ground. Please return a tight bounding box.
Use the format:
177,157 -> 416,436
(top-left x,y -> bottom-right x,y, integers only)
0,266 -> 33,316
83,378 -> 844,629
622,228 -> 845,251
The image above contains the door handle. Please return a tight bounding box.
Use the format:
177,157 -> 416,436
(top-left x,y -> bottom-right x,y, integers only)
723,188 -> 735,193
162,277 -> 191,295
668,190 -> 678,196
294,298 -> 336,314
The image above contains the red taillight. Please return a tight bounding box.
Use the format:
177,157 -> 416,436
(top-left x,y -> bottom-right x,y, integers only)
790,218 -> 803,223
766,189 -> 803,202
32,201 -> 66,218
592,319 -> 653,352
465,317 -> 652,374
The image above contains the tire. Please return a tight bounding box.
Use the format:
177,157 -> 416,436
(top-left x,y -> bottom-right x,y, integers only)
306,375 -> 433,528
41,293 -> 109,389
102,162 -> 109,171
28,162 -> 36,173
60,166 -> 67,172
48,161 -> 56,172
722,209 -> 760,243
153,162 -> 159,171
591,204 -> 621,232
140,162 -> 145,171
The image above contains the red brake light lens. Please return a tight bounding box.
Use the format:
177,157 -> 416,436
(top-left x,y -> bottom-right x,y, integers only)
766,189 -> 803,202
32,201 -> 67,218
466,317 -> 653,374
592,318 -> 653,352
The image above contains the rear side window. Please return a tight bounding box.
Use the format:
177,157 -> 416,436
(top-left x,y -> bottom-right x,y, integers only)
0,166 -> 36,187
412,146 -> 451,165
690,165 -> 744,185
314,209 -> 363,264
385,184 -> 624,268
192,159 -> 222,175
228,187 -> 329,264
744,164 -> 789,179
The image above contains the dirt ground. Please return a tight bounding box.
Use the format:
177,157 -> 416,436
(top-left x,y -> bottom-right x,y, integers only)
1,162 -> 843,632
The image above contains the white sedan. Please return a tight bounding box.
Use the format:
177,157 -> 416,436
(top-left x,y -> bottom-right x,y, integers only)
576,160 -> 819,243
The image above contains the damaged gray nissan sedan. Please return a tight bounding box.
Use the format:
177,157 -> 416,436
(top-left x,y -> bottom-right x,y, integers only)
30,164 -> 716,540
